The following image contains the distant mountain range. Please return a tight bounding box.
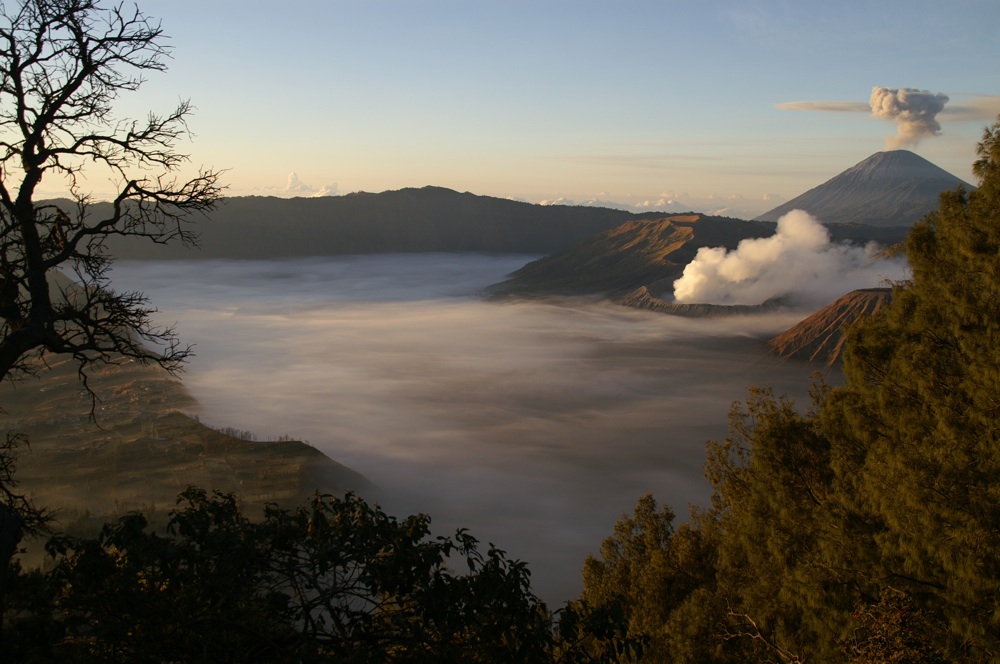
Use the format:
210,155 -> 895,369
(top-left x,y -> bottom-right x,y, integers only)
100,150 -> 966,261
107,186 -> 664,259
755,150 -> 972,227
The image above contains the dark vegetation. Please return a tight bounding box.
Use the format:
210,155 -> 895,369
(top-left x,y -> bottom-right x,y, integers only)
6,488 -> 637,663
0,0 -> 998,661
0,0 -> 225,642
571,123 -> 1000,662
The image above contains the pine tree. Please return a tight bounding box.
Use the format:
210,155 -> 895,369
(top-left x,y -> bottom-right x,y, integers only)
823,117 -> 1000,660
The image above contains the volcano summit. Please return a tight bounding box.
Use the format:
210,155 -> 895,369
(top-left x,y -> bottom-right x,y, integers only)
755,150 -> 973,227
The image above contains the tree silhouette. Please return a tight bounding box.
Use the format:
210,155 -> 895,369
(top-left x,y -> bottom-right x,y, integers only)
0,0 -> 222,386
0,0 -> 221,639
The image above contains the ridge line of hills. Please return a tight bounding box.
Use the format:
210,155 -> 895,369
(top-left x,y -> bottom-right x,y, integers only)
105,186 -> 670,259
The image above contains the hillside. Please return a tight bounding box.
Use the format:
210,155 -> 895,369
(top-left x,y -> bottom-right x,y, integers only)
488,214 -> 907,301
103,186 -> 665,259
766,288 -> 893,365
755,150 -> 971,227
488,215 -> 777,297
0,356 -> 370,539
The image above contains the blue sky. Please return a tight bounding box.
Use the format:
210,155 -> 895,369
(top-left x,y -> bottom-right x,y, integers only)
98,0 -> 1000,217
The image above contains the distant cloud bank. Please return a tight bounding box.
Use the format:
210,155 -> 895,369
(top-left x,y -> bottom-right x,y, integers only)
939,95 -> 1000,122
536,192 -> 783,219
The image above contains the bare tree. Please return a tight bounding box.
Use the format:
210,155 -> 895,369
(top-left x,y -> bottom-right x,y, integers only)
0,0 -> 222,387
0,0 -> 222,637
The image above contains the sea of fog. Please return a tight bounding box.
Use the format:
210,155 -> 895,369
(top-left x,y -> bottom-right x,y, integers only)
109,254 -> 826,605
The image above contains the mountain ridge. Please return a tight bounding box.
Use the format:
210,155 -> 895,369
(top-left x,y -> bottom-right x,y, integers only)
488,213 -> 908,300
488,214 -> 776,297
104,186 -> 671,259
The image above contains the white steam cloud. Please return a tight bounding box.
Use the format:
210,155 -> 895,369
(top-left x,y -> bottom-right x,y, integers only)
672,210 -> 906,306
869,86 -> 949,149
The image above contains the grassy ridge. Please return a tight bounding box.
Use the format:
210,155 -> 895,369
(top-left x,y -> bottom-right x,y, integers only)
0,356 -> 369,545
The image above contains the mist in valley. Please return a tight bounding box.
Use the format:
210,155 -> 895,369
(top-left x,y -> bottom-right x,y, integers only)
110,254 -> 828,605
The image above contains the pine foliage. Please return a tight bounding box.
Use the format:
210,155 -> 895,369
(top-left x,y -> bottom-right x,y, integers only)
578,118 -> 1000,662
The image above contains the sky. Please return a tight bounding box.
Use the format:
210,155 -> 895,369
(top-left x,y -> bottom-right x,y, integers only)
65,0 -> 1000,218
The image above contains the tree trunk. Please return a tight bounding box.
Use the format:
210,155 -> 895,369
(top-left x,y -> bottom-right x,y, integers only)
0,502 -> 24,643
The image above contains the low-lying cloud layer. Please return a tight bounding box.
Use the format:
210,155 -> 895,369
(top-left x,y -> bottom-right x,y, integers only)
672,210 -> 907,306
111,255 -> 821,604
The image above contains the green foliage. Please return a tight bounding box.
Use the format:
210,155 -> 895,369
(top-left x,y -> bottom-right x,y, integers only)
847,590 -> 946,663
573,119 -> 1000,662
706,386 -> 848,661
823,118 -> 1000,659
576,494 -> 727,663
6,488 -> 563,662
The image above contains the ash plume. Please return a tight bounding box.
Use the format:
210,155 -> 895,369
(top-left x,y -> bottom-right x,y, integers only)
870,86 -> 949,149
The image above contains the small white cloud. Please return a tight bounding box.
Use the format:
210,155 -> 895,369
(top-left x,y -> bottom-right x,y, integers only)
634,198 -> 683,210
283,173 -> 339,198
285,172 -> 314,194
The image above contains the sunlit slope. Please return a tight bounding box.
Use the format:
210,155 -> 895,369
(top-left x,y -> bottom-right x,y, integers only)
766,288 -> 893,365
0,357 -> 369,535
488,215 -> 777,297
489,211 -> 909,304
104,186 -> 662,258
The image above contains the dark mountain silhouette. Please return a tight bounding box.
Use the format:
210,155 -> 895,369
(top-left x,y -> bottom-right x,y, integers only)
767,288 -> 893,365
104,186 -> 665,259
755,150 -> 972,227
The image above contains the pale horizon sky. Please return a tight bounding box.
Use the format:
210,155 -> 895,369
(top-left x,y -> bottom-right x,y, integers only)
53,0 -> 1000,218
